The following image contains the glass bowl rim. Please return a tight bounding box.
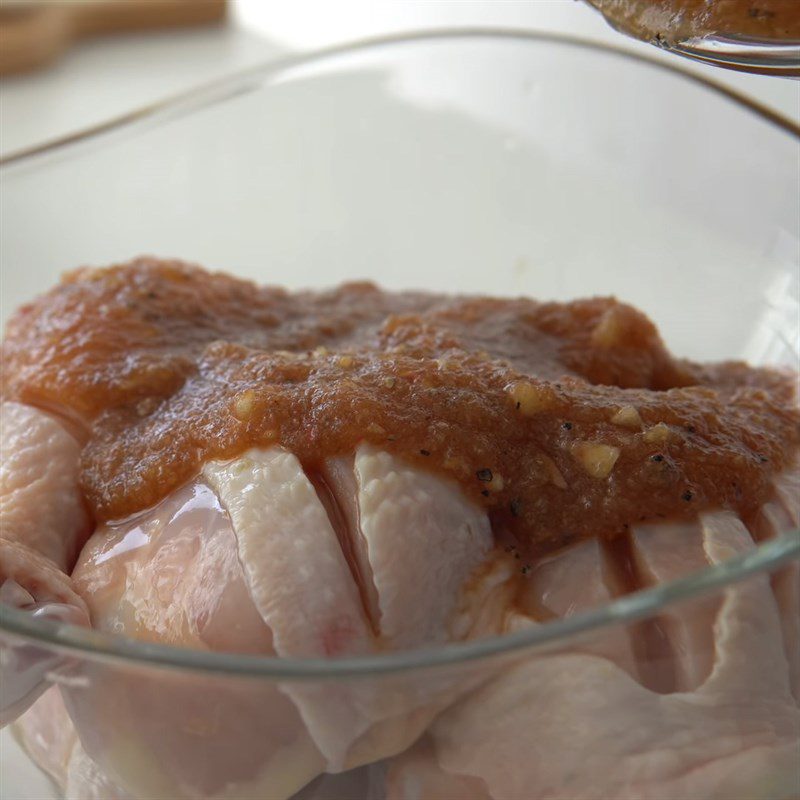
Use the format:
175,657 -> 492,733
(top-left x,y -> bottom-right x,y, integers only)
1,534 -> 798,679
1,28 -> 798,679
0,25 -> 797,166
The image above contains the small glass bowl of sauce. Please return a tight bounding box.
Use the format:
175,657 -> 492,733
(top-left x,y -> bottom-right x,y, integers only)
586,0 -> 800,75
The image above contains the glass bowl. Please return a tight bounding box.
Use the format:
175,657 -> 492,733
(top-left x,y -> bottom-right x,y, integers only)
1,30 -> 798,800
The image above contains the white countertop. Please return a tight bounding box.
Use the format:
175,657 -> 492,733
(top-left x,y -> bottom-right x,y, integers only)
1,0 -> 798,159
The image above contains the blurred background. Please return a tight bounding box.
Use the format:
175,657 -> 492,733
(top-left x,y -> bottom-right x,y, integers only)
1,0 -> 798,160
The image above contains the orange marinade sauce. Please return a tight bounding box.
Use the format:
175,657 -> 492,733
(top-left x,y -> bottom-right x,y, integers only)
2,258 -> 798,557
587,0 -> 800,44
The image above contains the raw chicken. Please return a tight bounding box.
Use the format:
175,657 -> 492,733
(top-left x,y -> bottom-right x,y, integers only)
385,511 -> 800,800
516,536 -> 640,680
0,402 -> 91,723
9,435 -> 786,799
14,688 -> 131,799
0,402 -> 89,570
5,420 -> 799,799
1,392 -> 798,800
68,478 -> 325,799
53,444 -> 498,798
1,262 -> 798,799
751,462 -> 800,703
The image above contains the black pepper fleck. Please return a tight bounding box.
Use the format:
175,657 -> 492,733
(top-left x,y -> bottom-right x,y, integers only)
650,454 -> 664,463
510,498 -> 522,517
562,422 -> 573,431
476,468 -> 493,482
685,425 -> 696,434
481,489 -> 490,497
682,490 -> 694,502
420,449 -> 431,456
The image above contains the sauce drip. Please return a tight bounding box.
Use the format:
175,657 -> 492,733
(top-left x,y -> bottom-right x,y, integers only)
2,259 -> 797,556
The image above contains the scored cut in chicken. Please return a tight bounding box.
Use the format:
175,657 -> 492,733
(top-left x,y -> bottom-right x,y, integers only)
385,508 -> 800,800
48,442 -> 500,798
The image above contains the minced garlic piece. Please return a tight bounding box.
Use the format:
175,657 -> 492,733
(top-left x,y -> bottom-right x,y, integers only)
509,381 -> 554,416
643,422 -> 671,443
591,308 -> 626,347
337,355 -> 355,369
573,441 -> 620,479
136,397 -> 158,417
540,454 -> 568,489
611,405 -> 642,429
233,389 -> 257,421
487,473 -> 505,492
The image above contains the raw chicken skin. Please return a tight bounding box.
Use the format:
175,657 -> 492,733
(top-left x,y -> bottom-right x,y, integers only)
203,445 -> 497,774
14,688 -> 131,799
13,686 -> 76,788
517,537 -> 640,680
57,444 -> 499,797
386,736 -> 493,800
0,402 -> 89,570
352,445 -> 493,649
202,448 -> 372,662
72,481 -> 276,654
0,402 -> 91,723
630,520 -> 720,692
0,402 -> 89,618
69,478 -> 325,799
386,511 -> 800,800
751,461 -> 800,703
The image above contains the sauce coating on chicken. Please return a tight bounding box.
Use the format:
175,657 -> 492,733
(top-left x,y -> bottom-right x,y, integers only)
2,259 -> 798,556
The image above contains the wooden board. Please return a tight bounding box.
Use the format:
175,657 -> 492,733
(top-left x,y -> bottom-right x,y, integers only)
0,0 -> 227,76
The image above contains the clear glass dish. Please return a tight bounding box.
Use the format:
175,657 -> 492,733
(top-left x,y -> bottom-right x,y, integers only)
1,30 -> 798,800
